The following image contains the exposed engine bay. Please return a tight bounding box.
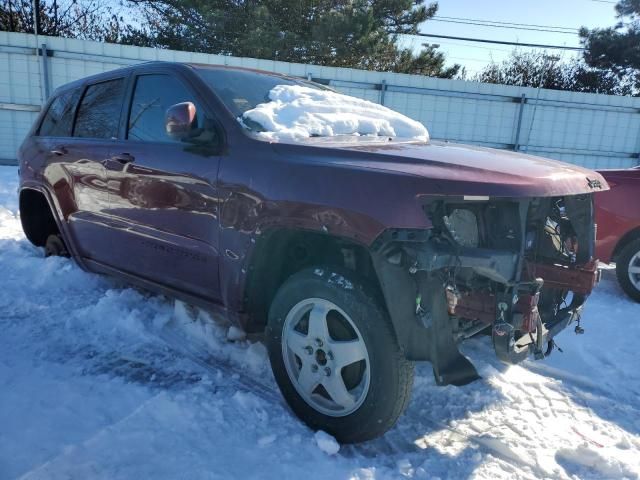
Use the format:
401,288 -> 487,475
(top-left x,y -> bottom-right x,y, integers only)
372,193 -> 601,386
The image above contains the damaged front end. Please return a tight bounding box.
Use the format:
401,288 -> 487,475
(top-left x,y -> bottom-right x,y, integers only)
371,194 -> 601,386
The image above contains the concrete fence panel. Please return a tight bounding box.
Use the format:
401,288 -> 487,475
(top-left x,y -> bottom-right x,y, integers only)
1,31 -> 639,169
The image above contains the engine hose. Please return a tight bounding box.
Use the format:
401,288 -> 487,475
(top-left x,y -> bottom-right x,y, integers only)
544,340 -> 554,357
534,312 -> 545,359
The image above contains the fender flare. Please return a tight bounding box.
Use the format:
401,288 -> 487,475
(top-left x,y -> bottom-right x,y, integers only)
18,183 -> 89,270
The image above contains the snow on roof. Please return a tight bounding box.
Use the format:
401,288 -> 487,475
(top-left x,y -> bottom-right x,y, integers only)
242,84 -> 429,142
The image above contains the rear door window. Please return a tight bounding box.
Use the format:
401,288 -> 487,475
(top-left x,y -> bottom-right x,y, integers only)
39,89 -> 80,137
73,79 -> 125,139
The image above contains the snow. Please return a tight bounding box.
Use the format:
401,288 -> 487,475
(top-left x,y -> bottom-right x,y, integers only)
1,164 -> 640,479
227,325 -> 246,341
314,431 -> 341,456
242,84 -> 429,142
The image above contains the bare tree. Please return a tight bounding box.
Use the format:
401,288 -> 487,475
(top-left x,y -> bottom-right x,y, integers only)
0,0 -> 143,41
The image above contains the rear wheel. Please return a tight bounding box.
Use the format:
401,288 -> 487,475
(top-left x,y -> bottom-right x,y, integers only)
266,267 -> 414,443
616,238 -> 640,302
44,234 -> 69,258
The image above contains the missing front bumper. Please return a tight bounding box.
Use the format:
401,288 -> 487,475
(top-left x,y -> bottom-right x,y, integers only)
371,194 -> 601,387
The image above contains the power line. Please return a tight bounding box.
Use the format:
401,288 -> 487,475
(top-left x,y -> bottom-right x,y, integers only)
408,32 -> 585,51
434,15 -> 579,33
401,38 -> 511,65
433,39 -> 514,53
430,18 -> 579,35
448,56 -> 500,64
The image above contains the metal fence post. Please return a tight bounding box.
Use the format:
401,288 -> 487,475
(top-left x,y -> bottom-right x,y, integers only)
513,93 -> 526,151
40,42 -> 50,101
379,79 -> 387,105
634,111 -> 640,166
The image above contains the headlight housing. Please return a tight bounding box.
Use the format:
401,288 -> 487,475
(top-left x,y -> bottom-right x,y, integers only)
443,208 -> 479,248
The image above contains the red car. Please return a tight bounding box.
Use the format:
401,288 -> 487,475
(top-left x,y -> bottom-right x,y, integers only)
595,167 -> 640,301
18,62 -> 606,442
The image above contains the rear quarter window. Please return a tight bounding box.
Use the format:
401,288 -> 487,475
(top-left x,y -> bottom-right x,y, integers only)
38,89 -> 81,137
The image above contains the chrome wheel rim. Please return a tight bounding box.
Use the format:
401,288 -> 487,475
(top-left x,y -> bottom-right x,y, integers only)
629,251 -> 640,291
281,298 -> 371,417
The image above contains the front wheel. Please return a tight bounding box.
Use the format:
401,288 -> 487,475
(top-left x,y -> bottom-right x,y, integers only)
266,267 -> 414,443
616,238 -> 640,303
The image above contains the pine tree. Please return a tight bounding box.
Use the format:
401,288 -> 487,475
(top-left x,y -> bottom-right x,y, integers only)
580,0 -> 640,90
126,0 -> 460,77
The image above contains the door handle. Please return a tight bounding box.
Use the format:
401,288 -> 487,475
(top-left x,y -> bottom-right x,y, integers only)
101,153 -> 135,171
50,147 -> 67,156
114,153 -> 135,164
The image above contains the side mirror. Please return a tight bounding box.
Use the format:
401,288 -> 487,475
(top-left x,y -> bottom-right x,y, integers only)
165,102 -> 197,140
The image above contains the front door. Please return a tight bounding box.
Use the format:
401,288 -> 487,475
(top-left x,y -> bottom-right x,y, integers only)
104,72 -> 223,301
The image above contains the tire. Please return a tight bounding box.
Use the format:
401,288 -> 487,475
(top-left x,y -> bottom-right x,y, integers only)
616,238 -> 640,303
265,267 -> 414,443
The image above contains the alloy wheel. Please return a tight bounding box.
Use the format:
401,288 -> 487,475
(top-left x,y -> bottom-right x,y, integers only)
281,298 -> 371,417
628,251 -> 640,291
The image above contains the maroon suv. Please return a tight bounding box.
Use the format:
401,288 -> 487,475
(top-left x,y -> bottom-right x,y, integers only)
18,62 -> 606,443
595,167 -> 640,301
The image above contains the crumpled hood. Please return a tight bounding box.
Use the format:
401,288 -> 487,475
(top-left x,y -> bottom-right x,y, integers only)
286,139 -> 610,198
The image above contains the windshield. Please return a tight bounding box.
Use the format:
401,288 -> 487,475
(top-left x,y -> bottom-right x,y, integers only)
195,67 -> 429,142
194,67 -> 326,119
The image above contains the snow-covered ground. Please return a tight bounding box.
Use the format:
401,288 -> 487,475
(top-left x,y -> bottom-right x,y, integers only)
242,84 -> 429,141
1,164 -> 639,480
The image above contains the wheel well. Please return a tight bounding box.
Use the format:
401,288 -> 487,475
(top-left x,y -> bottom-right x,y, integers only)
19,189 -> 59,247
243,229 -> 383,333
612,227 -> 640,261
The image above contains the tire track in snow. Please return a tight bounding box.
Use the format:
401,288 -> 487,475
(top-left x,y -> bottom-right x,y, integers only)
153,325 -> 283,405
17,393 -> 166,480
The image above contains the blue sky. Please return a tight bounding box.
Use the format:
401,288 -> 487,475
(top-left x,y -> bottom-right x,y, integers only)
400,0 -> 621,74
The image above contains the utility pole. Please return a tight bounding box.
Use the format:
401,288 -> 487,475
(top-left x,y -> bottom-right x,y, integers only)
33,0 -> 41,35
53,0 -> 58,35
8,0 -> 15,31
31,0 -> 45,104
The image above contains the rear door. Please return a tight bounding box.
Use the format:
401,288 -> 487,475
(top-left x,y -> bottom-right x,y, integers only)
104,69 -> 223,300
35,86 -> 83,219
38,76 -> 127,265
